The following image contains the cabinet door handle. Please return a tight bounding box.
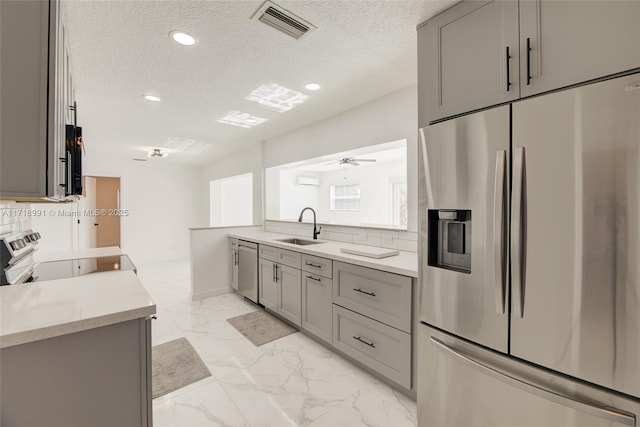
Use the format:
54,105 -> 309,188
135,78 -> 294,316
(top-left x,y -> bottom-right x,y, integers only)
306,275 -> 321,282
353,336 -> 376,348
353,288 -> 376,297
272,264 -> 276,282
526,37 -> 532,85
305,262 -> 322,268
505,46 -> 511,92
275,264 -> 279,282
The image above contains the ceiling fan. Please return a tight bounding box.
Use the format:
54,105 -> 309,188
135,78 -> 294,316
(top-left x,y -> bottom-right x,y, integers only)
327,157 -> 377,166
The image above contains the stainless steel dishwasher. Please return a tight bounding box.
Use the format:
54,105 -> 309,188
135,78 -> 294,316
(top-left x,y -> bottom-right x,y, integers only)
237,240 -> 258,304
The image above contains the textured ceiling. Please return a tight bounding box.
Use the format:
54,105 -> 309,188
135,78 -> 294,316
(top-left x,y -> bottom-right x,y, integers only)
63,0 -> 457,165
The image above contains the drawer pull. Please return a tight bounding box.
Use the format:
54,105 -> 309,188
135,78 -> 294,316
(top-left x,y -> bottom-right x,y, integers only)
306,275 -> 321,282
353,288 -> 376,297
353,335 -> 376,348
305,261 -> 322,268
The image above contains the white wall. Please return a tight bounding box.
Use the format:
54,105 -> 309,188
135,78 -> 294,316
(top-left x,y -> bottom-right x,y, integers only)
30,202 -> 78,253
263,85 -> 418,231
278,169 -> 319,221
316,161 -> 405,227
80,151 -> 201,263
201,143 -> 262,227
210,173 -> 253,226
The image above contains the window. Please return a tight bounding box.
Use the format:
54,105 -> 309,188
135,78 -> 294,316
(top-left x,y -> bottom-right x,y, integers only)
330,183 -> 360,211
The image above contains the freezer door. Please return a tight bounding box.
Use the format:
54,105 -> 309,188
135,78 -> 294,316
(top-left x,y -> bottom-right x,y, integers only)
419,105 -> 510,352
511,73 -> 640,398
419,324 -> 640,427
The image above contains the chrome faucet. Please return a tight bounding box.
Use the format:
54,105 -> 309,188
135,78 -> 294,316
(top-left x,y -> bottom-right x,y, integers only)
298,207 -> 321,240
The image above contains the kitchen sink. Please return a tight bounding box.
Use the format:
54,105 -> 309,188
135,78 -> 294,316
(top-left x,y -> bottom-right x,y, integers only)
276,238 -> 324,246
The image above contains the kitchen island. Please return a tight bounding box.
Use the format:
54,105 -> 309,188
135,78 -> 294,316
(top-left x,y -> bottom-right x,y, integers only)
0,265 -> 156,427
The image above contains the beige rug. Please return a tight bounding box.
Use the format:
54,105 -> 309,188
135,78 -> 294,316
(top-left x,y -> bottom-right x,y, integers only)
227,310 -> 297,346
152,337 -> 211,398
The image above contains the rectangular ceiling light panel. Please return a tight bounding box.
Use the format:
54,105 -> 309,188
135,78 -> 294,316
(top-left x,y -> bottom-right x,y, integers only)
245,83 -> 308,113
217,110 -> 268,128
252,1 -> 316,40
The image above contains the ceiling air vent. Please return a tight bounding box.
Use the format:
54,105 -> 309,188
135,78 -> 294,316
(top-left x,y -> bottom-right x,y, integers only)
252,1 -> 316,40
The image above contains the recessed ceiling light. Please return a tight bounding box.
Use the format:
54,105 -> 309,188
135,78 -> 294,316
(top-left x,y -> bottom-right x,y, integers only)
170,31 -> 196,46
143,95 -> 161,102
305,82 -> 321,91
217,110 -> 267,128
245,83 -> 308,113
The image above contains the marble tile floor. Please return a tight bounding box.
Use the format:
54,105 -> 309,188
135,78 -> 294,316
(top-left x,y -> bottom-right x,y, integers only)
137,260 -> 416,427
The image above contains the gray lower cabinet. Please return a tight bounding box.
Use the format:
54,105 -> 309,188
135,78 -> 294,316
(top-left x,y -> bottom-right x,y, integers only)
301,273 -> 332,344
259,257 -> 278,311
333,261 -> 412,333
0,317 -> 152,427
301,254 -> 333,344
277,264 -> 302,326
230,238 -> 239,290
259,251 -> 302,327
333,305 -> 411,389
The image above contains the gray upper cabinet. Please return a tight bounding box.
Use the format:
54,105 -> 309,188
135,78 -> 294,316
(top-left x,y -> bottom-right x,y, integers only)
420,0 -> 640,123
420,0 -> 519,124
0,0 -> 69,199
519,0 -> 640,98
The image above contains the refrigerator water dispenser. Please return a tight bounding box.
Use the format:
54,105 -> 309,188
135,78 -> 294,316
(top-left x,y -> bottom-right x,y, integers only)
428,210 -> 471,273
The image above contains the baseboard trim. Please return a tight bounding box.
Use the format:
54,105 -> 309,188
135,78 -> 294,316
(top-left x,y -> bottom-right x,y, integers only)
190,287 -> 233,301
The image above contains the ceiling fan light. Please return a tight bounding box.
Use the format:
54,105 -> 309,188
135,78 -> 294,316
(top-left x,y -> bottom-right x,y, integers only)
148,148 -> 168,158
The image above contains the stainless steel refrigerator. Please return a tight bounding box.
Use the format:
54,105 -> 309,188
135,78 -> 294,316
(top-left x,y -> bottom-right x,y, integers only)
418,72 -> 640,426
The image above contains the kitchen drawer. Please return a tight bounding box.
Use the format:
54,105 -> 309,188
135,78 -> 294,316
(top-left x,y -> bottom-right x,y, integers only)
333,261 -> 412,333
277,248 -> 301,269
333,304 -> 411,389
301,254 -> 332,279
229,238 -> 238,250
259,244 -> 278,262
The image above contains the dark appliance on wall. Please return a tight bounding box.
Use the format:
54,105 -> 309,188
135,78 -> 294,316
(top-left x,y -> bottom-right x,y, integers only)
63,102 -> 82,196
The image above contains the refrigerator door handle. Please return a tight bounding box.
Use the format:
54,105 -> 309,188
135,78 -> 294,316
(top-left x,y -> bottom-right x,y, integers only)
430,337 -> 636,427
511,147 -> 526,318
493,150 -> 507,313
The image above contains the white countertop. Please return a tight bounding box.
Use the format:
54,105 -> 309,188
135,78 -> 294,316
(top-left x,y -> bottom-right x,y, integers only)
0,270 -> 156,349
227,230 -> 418,277
34,246 -> 122,263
